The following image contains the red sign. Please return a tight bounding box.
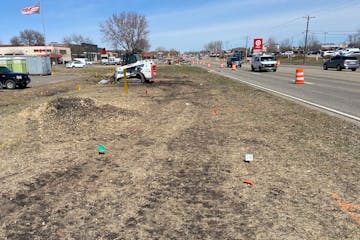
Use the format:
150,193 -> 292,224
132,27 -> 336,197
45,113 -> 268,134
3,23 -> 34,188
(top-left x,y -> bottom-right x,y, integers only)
101,48 -> 107,54
253,38 -> 263,50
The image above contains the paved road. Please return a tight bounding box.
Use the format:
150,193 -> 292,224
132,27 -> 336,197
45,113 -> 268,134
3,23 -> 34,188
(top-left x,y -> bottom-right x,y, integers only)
28,74 -> 81,87
202,60 -> 360,121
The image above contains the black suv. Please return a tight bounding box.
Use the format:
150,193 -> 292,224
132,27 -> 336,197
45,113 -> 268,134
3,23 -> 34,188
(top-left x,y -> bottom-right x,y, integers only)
227,57 -> 241,68
323,55 -> 359,71
0,66 -> 31,89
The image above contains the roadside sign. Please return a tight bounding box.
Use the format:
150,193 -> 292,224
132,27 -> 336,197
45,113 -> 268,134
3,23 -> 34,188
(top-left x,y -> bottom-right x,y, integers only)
253,38 -> 263,50
253,38 -> 263,55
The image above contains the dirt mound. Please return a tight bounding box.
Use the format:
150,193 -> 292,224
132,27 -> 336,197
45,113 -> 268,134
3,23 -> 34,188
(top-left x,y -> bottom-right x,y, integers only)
42,97 -> 139,134
46,97 -> 104,121
43,97 -> 138,131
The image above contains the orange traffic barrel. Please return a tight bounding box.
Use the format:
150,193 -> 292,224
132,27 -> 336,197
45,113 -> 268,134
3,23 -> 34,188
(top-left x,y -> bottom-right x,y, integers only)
295,68 -> 304,84
232,63 -> 236,71
207,62 -> 211,68
220,61 -> 224,69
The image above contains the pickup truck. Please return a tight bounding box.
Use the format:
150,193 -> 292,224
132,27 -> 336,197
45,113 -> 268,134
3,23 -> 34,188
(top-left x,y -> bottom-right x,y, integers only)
0,66 -> 31,89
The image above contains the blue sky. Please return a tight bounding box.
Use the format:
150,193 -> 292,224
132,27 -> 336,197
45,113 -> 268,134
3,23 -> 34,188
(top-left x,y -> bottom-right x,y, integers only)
1,0 -> 360,52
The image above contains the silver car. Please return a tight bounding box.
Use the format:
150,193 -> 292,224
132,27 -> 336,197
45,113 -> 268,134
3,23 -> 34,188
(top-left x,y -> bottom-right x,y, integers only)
323,56 -> 359,71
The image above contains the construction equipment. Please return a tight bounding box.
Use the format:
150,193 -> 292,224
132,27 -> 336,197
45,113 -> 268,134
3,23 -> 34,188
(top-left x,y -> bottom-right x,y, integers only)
114,53 -> 156,83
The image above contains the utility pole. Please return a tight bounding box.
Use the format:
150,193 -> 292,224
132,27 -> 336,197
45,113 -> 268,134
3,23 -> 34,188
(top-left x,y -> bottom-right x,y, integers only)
244,36 -> 249,63
303,15 -> 315,64
323,32 -> 328,44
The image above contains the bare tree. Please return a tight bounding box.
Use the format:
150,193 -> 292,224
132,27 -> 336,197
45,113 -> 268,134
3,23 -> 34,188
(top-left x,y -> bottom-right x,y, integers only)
10,36 -> 22,46
308,37 -> 321,51
204,41 -> 223,52
279,38 -> 293,52
299,34 -> 321,51
11,29 -> 45,46
266,37 -> 278,53
99,12 -> 150,53
348,29 -> 360,47
63,34 -> 93,45
138,38 -> 150,52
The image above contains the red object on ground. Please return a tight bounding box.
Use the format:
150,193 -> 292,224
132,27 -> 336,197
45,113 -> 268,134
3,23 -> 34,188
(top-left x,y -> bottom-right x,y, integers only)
243,180 -> 253,185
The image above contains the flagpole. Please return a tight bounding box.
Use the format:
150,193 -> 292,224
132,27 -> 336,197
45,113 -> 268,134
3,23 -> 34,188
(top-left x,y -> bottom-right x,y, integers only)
40,0 -> 48,56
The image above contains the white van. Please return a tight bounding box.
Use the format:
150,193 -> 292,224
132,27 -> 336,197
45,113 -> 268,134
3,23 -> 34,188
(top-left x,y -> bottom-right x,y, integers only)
251,55 -> 277,72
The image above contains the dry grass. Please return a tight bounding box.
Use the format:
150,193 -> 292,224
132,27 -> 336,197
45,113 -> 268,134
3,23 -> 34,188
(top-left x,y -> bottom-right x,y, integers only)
0,65 -> 359,239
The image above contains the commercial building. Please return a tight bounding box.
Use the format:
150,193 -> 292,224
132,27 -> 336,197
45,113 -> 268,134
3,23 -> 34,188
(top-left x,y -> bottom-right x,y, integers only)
0,45 -> 72,63
68,43 -> 99,62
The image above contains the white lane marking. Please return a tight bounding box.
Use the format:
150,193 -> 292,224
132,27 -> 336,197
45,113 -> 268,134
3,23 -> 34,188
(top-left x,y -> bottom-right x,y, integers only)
250,72 -> 262,76
220,71 -> 360,122
304,82 -> 315,85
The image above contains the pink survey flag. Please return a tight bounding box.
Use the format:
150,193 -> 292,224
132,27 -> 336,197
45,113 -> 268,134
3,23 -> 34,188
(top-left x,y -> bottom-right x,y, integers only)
21,3 -> 40,15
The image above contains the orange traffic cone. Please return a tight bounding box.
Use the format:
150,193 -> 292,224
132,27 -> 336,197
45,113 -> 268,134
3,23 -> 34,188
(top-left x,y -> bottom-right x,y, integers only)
220,61 -> 224,69
207,62 -> 211,68
231,63 -> 236,71
295,68 -> 304,84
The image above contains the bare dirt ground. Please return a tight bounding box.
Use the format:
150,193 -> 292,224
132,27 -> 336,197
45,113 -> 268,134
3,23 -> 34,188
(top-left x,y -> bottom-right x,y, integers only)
0,65 -> 359,239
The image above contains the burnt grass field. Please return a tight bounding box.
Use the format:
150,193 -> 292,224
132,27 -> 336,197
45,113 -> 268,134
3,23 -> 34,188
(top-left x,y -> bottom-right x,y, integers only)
0,65 -> 359,239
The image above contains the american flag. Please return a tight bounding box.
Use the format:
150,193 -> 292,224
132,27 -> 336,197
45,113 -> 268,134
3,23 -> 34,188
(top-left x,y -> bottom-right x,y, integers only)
21,4 -> 40,15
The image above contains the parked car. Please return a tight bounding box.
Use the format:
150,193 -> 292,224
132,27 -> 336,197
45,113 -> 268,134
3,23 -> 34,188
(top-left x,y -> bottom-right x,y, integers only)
226,57 -> 241,68
0,66 -> 31,89
323,55 -> 359,71
321,51 -> 336,57
343,50 -> 360,56
333,48 -> 360,56
65,60 -> 86,68
307,50 -> 320,55
282,51 -> 294,56
341,48 -> 360,56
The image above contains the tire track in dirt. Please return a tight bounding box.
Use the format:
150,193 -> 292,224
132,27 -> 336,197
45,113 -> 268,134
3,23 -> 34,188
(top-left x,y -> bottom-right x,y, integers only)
1,156 -> 133,240
119,80 -> 256,239
131,126 -> 255,239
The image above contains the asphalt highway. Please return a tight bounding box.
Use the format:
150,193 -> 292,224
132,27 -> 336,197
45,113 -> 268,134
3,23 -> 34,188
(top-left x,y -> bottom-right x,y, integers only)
202,60 -> 360,122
